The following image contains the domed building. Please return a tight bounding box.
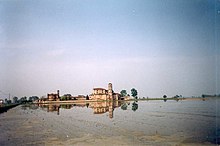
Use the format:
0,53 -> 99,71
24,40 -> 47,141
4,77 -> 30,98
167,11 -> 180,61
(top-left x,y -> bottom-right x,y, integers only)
89,83 -> 121,101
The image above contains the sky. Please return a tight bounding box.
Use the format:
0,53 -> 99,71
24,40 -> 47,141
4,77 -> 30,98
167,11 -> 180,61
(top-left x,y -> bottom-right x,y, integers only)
0,0 -> 220,99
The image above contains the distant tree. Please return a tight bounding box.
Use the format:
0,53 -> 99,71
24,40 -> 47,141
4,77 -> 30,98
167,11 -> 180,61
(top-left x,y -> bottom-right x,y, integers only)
13,96 -> 18,103
163,95 -> 167,99
86,95 -> 89,100
120,90 -> 127,97
202,94 -> 205,98
5,98 -> 8,104
28,96 -> 39,102
19,96 -> 27,103
174,95 -> 179,98
7,100 -> 12,104
131,88 -> 138,99
60,96 -> 67,101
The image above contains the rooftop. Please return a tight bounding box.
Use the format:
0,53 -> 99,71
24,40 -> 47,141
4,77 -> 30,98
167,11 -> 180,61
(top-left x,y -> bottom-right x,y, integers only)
93,88 -> 107,90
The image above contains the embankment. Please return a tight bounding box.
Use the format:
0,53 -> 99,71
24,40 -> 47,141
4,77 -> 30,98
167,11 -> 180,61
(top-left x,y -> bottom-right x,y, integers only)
0,103 -> 20,113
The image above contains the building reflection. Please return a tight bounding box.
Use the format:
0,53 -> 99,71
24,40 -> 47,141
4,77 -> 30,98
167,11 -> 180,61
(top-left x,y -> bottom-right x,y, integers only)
89,100 -> 121,118
37,100 -> 123,118
38,104 -> 60,115
47,104 -> 60,115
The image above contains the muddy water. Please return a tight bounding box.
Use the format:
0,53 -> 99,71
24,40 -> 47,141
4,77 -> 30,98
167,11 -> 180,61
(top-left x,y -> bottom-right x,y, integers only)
0,98 -> 219,146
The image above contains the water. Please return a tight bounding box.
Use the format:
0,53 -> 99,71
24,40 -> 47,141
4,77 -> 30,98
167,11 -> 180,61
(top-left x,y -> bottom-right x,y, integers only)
0,98 -> 219,146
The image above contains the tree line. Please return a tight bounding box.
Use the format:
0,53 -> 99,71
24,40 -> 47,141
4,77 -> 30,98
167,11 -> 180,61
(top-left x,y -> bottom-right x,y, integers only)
120,88 -> 138,99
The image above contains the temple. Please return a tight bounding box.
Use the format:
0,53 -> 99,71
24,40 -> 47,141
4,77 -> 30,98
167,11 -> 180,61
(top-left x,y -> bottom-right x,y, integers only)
47,90 -> 60,101
89,83 -> 121,101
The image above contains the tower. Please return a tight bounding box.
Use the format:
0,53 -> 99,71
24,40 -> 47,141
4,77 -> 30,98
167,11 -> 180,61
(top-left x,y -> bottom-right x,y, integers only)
108,83 -> 113,100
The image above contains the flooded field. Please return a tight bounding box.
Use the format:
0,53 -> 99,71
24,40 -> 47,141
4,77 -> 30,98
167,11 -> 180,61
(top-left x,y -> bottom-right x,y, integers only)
0,98 -> 219,146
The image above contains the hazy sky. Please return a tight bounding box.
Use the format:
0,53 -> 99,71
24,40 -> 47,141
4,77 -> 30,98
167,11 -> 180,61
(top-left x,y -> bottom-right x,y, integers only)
0,0 -> 220,99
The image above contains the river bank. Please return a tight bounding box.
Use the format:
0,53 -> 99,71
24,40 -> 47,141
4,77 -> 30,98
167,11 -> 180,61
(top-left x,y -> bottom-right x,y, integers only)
35,96 -> 213,104
0,103 -> 20,113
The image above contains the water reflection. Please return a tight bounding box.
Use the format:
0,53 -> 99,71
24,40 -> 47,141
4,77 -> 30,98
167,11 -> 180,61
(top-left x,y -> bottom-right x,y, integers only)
121,103 -> 128,110
21,104 -> 39,110
36,100 -> 133,118
89,101 -> 117,118
132,101 -> 138,111
14,99 -> 220,145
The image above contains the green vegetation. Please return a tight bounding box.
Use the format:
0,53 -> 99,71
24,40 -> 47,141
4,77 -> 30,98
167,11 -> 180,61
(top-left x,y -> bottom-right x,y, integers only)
120,90 -> 127,97
13,96 -> 18,103
4,99 -> 12,104
60,96 -> 67,101
131,88 -> 138,99
28,96 -> 39,102
163,95 -> 167,99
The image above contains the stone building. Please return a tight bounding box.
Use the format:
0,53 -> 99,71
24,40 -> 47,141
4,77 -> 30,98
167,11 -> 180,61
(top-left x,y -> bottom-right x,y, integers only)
89,83 -> 121,101
47,90 -> 60,101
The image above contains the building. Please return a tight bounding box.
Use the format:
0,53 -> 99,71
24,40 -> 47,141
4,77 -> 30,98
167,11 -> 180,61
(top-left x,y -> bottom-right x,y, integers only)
89,83 -> 121,101
0,99 -> 3,106
47,90 -> 60,101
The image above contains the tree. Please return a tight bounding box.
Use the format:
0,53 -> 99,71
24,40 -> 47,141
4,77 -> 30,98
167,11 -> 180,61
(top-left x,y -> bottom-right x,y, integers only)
174,95 -> 179,98
28,96 -> 39,102
86,95 -> 89,100
7,99 -> 12,104
120,90 -> 127,97
13,96 -> 18,103
163,95 -> 167,99
60,96 -> 67,101
131,88 -> 138,99
19,96 -> 27,103
5,98 -> 8,104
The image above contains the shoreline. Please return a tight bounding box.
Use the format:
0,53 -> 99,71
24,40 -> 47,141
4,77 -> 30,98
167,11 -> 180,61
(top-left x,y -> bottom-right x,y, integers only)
34,97 -> 217,104
0,103 -> 20,113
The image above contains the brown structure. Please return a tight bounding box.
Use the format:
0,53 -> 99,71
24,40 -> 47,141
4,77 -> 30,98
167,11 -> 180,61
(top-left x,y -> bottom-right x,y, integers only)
47,90 -> 60,101
89,101 -> 121,118
89,83 -> 121,101
72,95 -> 86,100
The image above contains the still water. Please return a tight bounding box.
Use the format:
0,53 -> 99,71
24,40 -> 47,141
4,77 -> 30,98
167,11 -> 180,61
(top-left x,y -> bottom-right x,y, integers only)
0,98 -> 219,146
